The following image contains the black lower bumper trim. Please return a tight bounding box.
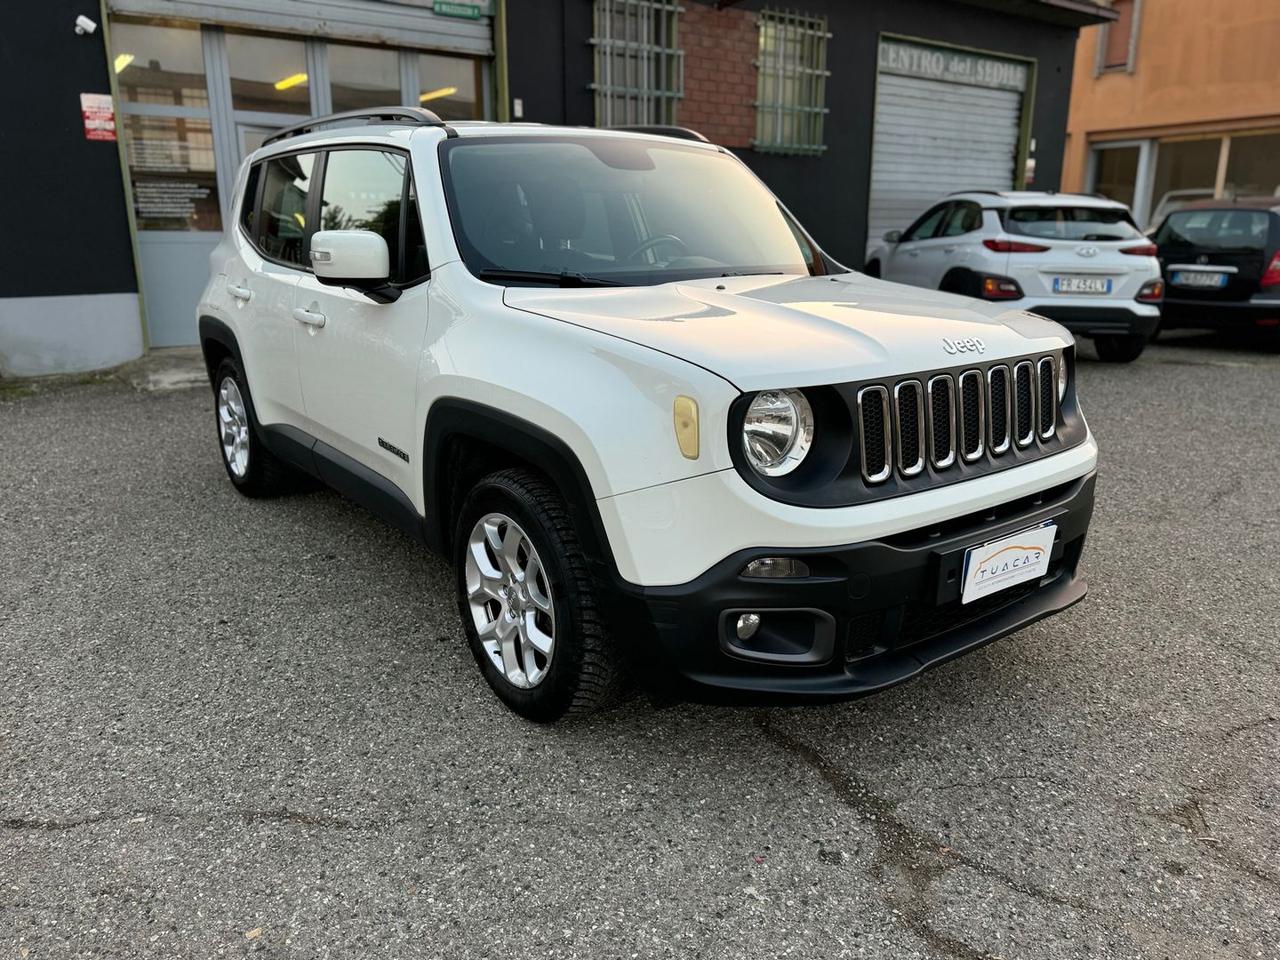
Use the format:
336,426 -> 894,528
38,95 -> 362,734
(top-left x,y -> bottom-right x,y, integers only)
1160,297 -> 1280,329
604,472 -> 1096,704
1030,306 -> 1159,339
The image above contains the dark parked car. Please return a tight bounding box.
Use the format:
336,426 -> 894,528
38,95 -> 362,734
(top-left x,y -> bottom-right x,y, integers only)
1153,198 -> 1280,343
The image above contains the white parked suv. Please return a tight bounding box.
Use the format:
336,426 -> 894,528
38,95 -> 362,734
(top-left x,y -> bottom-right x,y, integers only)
866,191 -> 1164,362
198,109 -> 1098,722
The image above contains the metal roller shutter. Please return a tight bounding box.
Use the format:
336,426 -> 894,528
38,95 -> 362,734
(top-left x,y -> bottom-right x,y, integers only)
866,72 -> 1023,254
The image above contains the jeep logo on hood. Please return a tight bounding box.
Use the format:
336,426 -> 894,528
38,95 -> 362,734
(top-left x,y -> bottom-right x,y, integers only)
942,336 -> 985,355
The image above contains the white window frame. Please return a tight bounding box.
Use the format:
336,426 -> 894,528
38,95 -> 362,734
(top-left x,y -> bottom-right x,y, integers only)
589,0 -> 684,127
753,8 -> 830,156
1086,138 -> 1155,227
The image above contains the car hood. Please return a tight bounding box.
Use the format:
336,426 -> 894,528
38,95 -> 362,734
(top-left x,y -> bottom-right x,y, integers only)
504,273 -> 1072,391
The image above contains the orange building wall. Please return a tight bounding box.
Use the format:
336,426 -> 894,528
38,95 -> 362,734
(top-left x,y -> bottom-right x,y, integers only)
1062,0 -> 1280,191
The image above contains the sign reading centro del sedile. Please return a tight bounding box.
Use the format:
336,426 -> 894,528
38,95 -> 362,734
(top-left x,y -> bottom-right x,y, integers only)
878,39 -> 1029,92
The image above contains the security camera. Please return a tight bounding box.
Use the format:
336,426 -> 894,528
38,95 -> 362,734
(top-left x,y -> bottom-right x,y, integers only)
75,14 -> 98,34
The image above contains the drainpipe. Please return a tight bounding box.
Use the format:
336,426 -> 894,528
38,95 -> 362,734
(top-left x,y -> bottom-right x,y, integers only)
494,0 -> 510,122
99,0 -> 149,353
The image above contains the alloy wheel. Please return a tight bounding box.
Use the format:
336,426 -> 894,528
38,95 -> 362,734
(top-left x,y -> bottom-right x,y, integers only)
218,377 -> 250,478
464,512 -> 556,688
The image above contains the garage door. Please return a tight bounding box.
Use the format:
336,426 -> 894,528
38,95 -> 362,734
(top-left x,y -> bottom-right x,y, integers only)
867,41 -> 1028,254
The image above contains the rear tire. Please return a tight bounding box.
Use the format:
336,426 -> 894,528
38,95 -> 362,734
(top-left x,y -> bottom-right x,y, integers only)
213,357 -> 297,497
454,468 -> 621,722
1094,334 -> 1147,363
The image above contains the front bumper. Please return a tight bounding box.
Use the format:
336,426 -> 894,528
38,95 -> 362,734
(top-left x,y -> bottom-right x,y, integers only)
1023,303 -> 1160,339
1160,294 -> 1280,330
606,472 -> 1095,704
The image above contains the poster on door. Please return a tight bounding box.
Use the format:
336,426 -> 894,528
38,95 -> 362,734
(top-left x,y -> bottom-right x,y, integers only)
80,93 -> 117,142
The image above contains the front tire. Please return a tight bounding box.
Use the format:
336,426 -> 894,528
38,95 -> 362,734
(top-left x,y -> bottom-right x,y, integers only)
213,357 -> 296,496
1094,334 -> 1148,363
455,469 -> 620,722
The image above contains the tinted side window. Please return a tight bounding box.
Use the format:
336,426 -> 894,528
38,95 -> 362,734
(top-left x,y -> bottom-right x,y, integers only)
240,163 -> 261,236
259,153 -> 317,265
941,202 -> 982,237
903,204 -> 949,242
320,149 -> 406,281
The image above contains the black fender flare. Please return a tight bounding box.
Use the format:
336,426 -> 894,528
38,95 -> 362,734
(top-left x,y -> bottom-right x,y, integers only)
197,315 -> 245,389
421,398 -> 617,576
939,268 -> 979,297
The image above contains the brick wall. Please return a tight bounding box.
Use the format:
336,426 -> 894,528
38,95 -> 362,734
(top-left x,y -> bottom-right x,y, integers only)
680,2 -> 757,147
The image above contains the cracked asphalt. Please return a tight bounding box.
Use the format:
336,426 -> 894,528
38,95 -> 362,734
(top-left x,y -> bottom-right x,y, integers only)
2,331 -> 1278,959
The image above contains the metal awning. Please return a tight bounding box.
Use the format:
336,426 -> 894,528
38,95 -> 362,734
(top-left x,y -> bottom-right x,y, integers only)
955,0 -> 1118,27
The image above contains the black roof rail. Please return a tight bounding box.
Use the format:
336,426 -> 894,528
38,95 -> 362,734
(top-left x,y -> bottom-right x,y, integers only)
261,106 -> 455,146
947,189 -> 1005,197
608,124 -> 710,143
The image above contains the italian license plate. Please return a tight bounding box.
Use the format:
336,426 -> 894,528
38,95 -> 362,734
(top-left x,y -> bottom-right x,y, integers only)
1052,276 -> 1112,295
1170,270 -> 1228,288
960,523 -> 1057,605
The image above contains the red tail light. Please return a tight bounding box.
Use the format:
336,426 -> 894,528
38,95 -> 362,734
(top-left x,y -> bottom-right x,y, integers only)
1121,243 -> 1158,256
1135,279 -> 1164,303
983,239 -> 1050,253
1262,251 -> 1280,289
980,275 -> 1024,300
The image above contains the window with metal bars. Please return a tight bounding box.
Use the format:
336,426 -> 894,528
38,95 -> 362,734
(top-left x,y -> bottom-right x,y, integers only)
754,9 -> 830,155
590,0 -> 684,127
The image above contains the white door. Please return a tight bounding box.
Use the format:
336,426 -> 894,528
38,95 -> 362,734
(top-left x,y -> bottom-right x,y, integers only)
293,148 -> 431,496
883,203 -> 950,287
867,71 -> 1024,256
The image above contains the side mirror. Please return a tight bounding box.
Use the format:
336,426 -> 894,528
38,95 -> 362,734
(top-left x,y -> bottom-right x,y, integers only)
883,229 -> 902,244
310,230 -> 400,303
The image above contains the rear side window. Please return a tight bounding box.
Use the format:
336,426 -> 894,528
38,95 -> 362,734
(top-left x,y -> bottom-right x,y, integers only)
1155,209 -> 1271,251
320,149 -> 426,284
940,202 -> 982,237
1004,206 -> 1142,241
258,153 -> 317,265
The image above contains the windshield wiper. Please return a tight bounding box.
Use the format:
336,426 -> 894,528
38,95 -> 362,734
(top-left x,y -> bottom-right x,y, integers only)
477,268 -> 623,288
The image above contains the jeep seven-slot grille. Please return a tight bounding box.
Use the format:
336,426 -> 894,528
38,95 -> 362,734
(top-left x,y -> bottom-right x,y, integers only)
857,354 -> 1060,486
1037,357 -> 1056,438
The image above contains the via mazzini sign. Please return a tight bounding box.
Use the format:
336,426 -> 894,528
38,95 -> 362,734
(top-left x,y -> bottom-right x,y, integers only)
879,40 -> 1029,92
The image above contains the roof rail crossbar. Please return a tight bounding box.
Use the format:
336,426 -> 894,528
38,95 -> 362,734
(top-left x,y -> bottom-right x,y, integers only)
608,124 -> 710,143
262,106 -> 454,146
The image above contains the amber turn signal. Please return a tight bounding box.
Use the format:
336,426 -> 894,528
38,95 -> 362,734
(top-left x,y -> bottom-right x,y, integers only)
673,395 -> 699,460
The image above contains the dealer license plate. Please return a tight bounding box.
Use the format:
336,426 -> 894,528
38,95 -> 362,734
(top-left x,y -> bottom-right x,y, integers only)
960,523 -> 1057,605
1170,270 -> 1228,288
1052,276 -> 1112,295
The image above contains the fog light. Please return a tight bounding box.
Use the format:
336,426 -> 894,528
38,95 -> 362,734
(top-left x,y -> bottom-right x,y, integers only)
736,613 -> 761,640
742,557 -> 810,579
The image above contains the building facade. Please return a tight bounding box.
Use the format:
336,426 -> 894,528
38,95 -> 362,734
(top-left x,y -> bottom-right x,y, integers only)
0,0 -> 496,375
507,0 -> 1112,271
1063,0 -> 1280,229
2,0 -> 1111,376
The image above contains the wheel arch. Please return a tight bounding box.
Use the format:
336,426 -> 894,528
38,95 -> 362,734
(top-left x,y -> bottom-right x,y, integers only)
422,399 -> 617,576
939,268 -> 978,296
197,315 -> 244,390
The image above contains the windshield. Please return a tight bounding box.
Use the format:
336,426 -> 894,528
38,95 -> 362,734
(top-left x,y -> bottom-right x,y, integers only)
439,136 -> 821,285
1003,206 -> 1143,242
1155,209 -> 1272,251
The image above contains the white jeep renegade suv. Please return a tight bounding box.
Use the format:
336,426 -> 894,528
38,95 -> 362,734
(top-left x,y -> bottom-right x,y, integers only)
198,108 -> 1098,722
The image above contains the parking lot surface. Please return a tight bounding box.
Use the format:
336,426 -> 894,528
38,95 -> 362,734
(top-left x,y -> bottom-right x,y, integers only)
2,333 -> 1278,959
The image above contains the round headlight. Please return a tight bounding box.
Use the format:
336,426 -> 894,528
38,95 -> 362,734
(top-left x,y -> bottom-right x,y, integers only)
742,389 -> 814,477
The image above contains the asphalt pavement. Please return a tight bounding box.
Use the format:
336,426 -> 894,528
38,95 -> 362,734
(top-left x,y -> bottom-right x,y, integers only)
1,332 -> 1277,959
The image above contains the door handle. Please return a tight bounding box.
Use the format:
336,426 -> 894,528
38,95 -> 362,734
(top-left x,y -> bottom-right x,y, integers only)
907,249 -> 919,257
227,283 -> 253,302
943,246 -> 958,253
292,306 -> 327,328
